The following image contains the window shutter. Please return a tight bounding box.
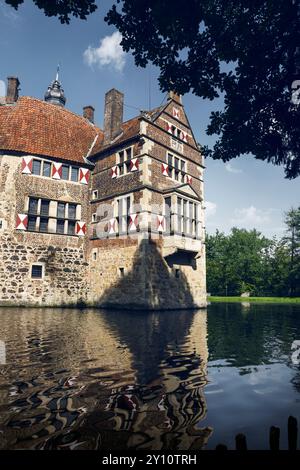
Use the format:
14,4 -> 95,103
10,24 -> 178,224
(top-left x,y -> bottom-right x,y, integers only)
16,214 -> 28,230
75,221 -> 86,236
79,168 -> 90,184
21,156 -> 33,174
161,163 -> 169,176
130,158 -> 139,172
52,162 -> 62,179
111,165 -> 119,178
157,215 -> 165,232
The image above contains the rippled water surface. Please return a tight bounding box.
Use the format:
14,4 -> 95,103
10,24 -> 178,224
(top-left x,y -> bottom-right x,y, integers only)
0,303 -> 299,450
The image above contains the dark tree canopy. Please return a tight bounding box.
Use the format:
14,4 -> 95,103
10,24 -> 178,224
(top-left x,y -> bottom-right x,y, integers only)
5,0 -> 300,178
5,0 -> 97,23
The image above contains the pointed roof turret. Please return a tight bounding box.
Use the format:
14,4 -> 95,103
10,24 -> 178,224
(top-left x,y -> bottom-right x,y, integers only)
44,65 -> 66,107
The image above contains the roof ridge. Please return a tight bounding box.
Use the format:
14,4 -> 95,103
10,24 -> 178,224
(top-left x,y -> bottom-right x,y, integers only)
19,96 -> 103,133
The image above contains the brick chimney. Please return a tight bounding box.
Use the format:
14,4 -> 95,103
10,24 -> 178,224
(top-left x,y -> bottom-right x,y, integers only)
104,89 -> 124,143
6,77 -> 20,104
83,105 -> 95,123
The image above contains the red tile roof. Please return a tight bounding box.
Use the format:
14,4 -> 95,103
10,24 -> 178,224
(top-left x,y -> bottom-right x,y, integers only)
0,97 -> 104,164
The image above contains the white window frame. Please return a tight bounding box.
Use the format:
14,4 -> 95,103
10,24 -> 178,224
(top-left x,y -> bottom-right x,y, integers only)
166,152 -> 187,183
30,262 -> 45,280
117,146 -> 133,176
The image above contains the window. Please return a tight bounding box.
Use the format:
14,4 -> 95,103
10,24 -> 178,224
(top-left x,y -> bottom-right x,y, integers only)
31,264 -> 43,279
32,159 -> 41,175
92,213 -> 97,223
175,268 -> 180,278
42,161 -> 51,177
92,190 -> 98,200
119,267 -> 125,277
92,250 -> 97,261
118,195 -> 131,233
68,203 -> 76,220
56,219 -> 65,234
68,220 -> 76,235
71,167 -> 79,182
167,153 -> 186,182
26,197 -> 80,236
165,197 -> 172,233
57,202 -> 66,219
40,200 -> 49,216
39,217 -> 48,232
118,146 -> 132,176
27,216 -> 37,231
61,165 -> 69,180
166,196 -> 200,238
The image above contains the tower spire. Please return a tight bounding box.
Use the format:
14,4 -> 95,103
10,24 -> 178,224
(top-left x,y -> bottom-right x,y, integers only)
44,64 -> 66,107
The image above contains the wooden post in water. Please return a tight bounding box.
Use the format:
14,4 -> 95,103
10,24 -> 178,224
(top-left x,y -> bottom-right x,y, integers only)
288,416 -> 298,450
235,433 -> 247,451
269,426 -> 280,450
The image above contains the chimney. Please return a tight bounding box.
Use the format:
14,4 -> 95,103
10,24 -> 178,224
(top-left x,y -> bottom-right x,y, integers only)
168,90 -> 182,104
6,77 -> 20,104
104,89 -> 124,143
83,105 -> 95,123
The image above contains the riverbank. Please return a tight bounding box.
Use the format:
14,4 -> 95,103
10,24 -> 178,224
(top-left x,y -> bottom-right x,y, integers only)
209,296 -> 300,303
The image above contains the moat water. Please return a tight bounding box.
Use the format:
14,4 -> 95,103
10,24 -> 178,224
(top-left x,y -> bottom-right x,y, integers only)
0,303 -> 299,450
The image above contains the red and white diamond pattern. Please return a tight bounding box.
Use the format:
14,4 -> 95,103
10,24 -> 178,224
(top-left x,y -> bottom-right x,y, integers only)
79,168 -> 90,184
157,215 -> 165,232
129,213 -> 139,231
161,163 -> 169,177
52,162 -> 62,179
172,107 -> 180,119
111,165 -> 119,178
130,158 -> 139,172
16,214 -> 28,230
180,131 -> 188,142
167,122 -> 173,134
186,175 -> 193,185
108,218 -> 117,234
21,156 -> 33,174
75,221 -> 86,236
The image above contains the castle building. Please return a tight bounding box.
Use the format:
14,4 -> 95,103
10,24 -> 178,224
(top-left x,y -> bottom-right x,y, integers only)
0,74 -> 206,309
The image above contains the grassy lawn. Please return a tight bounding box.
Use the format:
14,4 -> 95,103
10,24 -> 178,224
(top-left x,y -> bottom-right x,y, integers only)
209,296 -> 300,304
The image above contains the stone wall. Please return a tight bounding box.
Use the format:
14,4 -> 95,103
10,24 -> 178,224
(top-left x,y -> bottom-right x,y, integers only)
0,153 -> 90,307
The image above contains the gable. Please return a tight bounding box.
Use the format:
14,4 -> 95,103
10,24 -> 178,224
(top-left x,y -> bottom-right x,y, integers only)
163,183 -> 201,200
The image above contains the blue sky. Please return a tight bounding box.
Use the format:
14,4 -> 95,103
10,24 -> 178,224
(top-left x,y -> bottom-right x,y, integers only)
1,0 -> 299,238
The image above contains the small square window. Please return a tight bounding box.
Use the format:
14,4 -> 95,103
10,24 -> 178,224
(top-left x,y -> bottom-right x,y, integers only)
71,167 -> 79,182
119,267 -> 125,277
61,165 -> 69,180
31,264 -> 43,279
28,197 -> 39,215
42,161 -> 51,177
92,190 -> 98,200
32,160 -> 41,175
92,213 -> 97,223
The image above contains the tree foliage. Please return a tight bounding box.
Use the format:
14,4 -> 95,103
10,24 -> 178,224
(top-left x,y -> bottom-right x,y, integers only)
5,0 -> 300,177
206,208 -> 300,297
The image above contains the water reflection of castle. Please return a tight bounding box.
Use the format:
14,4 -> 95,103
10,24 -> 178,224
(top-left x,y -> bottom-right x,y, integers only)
0,308 -> 212,450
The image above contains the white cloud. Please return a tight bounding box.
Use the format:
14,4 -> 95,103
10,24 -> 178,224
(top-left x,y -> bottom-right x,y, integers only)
231,206 -> 271,228
225,162 -> 243,174
205,201 -> 217,218
83,31 -> 126,72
